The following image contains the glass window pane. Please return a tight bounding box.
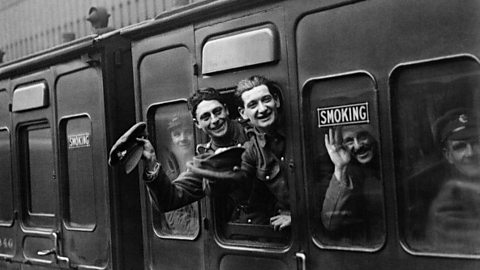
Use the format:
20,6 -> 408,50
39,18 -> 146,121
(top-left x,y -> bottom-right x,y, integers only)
304,73 -> 385,250
0,128 -> 13,224
64,116 -> 96,229
27,126 -> 55,215
150,102 -> 199,239
392,56 -> 480,256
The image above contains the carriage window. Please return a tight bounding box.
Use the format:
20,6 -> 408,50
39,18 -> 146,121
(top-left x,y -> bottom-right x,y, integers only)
202,25 -> 279,74
391,56 -> 480,256
149,102 -> 199,240
62,116 -> 96,230
303,72 -> 385,251
0,128 -> 13,225
22,125 -> 56,218
210,90 -> 290,247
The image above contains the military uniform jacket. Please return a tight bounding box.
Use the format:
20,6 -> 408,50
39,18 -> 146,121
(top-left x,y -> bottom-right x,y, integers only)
321,160 -> 383,246
240,127 -> 290,214
407,162 -> 480,253
144,120 -> 247,212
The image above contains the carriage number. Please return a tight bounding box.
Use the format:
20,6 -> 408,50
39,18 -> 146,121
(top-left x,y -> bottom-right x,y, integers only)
0,238 -> 14,249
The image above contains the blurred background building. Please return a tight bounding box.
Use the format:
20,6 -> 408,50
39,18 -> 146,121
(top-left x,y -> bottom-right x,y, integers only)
0,0 -> 203,63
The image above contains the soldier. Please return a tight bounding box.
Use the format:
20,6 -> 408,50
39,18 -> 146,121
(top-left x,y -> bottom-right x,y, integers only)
321,124 -> 383,245
138,88 -> 249,220
234,75 -> 291,231
155,113 -> 197,235
408,108 -> 480,253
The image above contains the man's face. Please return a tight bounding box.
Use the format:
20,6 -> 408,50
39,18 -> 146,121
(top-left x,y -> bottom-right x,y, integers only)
170,126 -> 194,151
195,100 -> 230,139
239,84 -> 280,131
342,125 -> 376,164
444,136 -> 480,177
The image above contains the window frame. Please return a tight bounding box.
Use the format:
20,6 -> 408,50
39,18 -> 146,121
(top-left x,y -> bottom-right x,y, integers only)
389,53 -> 480,259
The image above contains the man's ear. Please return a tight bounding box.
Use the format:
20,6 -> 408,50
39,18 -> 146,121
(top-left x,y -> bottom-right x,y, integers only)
274,94 -> 281,109
193,118 -> 201,129
238,106 -> 248,120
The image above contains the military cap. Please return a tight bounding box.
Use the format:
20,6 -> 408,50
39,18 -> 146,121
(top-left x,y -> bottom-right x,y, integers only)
167,113 -> 191,131
109,122 -> 147,174
186,146 -> 244,180
434,108 -> 479,145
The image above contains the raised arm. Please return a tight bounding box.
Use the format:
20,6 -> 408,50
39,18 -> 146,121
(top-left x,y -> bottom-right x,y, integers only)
138,138 -> 205,212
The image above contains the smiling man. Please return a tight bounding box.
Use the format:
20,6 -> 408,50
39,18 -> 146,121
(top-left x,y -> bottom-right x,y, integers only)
138,87 -> 248,215
234,75 -> 291,231
321,124 -> 383,245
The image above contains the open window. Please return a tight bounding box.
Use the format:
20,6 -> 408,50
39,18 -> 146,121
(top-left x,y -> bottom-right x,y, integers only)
391,55 -> 480,257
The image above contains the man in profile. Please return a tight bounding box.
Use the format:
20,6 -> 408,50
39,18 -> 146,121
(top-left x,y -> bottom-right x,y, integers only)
408,108 -> 480,253
321,124 -> 383,244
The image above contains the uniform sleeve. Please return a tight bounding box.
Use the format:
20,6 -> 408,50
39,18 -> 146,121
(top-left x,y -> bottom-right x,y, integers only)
144,168 -> 205,212
321,174 -> 355,231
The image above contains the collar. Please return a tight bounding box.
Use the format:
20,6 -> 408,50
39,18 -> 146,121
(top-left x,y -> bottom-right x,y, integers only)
250,126 -> 285,148
211,121 -> 243,149
197,121 -> 244,153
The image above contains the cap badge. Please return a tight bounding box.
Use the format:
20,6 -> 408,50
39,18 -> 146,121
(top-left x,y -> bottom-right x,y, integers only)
459,114 -> 468,123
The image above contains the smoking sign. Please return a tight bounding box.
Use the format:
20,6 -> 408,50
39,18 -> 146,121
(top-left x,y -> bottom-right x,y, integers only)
68,133 -> 91,149
317,102 -> 369,128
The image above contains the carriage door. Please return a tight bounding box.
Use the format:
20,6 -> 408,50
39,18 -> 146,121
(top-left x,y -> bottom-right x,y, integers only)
54,61 -> 111,269
133,26 -> 203,270
0,80 -> 16,264
297,4 -> 387,269
11,71 -> 61,267
195,7 -> 298,270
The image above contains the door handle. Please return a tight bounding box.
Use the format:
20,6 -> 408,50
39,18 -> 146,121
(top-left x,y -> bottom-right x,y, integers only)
295,252 -> 306,270
37,248 -> 55,256
36,231 -> 70,266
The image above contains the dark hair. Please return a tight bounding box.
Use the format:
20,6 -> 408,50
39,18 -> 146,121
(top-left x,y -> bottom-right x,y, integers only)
235,75 -> 282,108
187,87 -> 223,120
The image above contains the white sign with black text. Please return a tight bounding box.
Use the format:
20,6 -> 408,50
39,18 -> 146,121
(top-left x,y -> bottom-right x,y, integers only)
317,102 -> 370,128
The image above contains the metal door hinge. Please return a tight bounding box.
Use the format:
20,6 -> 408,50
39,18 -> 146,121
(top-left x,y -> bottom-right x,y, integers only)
193,63 -> 199,76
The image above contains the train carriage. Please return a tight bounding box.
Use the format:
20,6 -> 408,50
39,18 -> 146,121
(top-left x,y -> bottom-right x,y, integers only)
0,33 -> 143,269
124,0 -> 480,269
0,0 -> 479,269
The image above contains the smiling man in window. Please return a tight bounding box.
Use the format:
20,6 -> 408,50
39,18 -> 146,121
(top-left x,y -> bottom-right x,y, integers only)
321,123 -> 383,246
233,75 -> 291,231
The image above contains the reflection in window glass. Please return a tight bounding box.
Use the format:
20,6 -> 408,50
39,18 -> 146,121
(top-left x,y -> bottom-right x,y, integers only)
392,57 -> 480,255
64,116 -> 96,229
304,74 -> 385,250
26,126 -> 55,215
0,129 -> 13,224
151,102 -> 199,239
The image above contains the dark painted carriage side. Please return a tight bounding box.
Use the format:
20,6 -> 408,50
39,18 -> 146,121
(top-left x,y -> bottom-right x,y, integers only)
0,32 -> 143,270
291,0 -> 480,270
123,0 -> 480,269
